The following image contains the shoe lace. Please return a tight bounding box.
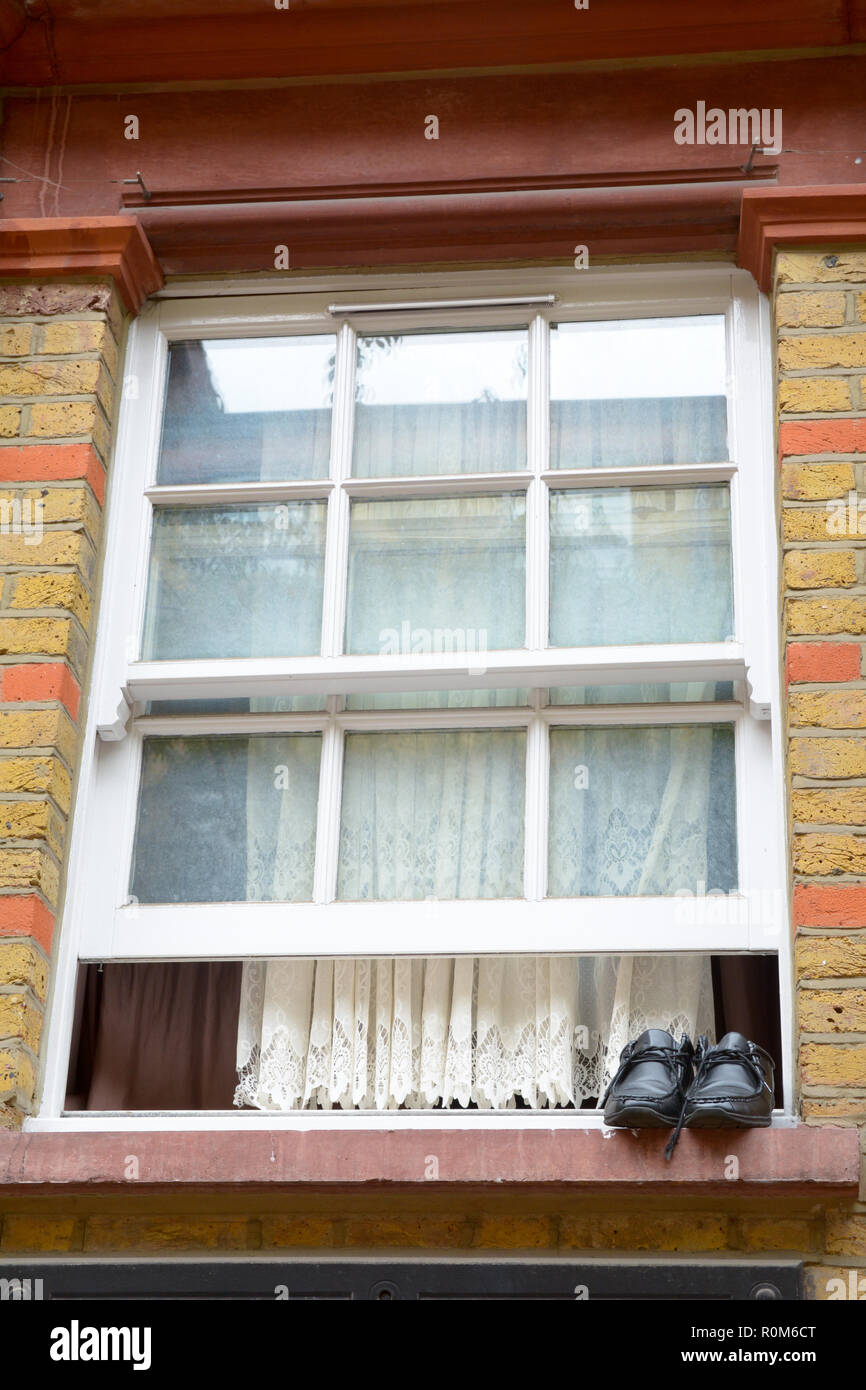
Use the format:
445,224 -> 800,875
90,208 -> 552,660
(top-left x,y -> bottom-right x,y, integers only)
601,1037 -> 692,1109
664,1037 -> 766,1162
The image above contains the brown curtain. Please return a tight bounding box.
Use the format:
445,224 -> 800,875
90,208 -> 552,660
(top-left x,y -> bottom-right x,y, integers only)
712,954 -> 782,1071
66,962 -> 242,1110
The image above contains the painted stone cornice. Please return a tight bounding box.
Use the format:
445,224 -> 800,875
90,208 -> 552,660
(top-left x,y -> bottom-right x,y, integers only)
738,186 -> 866,291
0,216 -> 164,314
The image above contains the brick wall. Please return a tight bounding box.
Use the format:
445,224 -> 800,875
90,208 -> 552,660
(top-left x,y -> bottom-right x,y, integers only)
776,249 -> 866,1286
0,281 -> 124,1126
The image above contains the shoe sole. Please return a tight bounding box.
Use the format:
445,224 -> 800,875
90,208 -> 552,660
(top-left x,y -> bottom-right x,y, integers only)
604,1103 -> 677,1129
684,1107 -> 772,1130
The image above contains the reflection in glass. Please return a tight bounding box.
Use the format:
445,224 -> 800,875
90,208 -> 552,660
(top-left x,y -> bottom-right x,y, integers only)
158,336 -> 335,484
131,734 -> 321,902
352,330 -> 528,476
142,502 -> 326,659
549,485 -> 733,647
550,316 -> 728,468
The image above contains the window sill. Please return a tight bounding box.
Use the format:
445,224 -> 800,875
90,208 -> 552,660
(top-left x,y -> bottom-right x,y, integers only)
2,1122 -> 859,1195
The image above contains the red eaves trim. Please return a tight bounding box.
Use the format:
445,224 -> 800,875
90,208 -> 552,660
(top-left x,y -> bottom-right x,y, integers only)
737,186 -> 866,292
0,216 -> 164,314
0,1125 -> 858,1194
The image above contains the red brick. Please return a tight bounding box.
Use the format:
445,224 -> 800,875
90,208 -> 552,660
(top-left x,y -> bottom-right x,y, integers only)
786,643 -> 861,686
794,883 -> 866,929
0,895 -> 55,952
779,419 -> 866,459
0,444 -> 105,506
0,663 -> 80,720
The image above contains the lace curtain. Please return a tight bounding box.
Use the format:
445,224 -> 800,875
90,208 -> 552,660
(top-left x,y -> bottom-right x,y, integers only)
236,719 -> 727,1110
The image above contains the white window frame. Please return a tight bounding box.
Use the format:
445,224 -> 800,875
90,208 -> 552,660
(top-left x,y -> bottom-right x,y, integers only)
33,264 -> 790,1127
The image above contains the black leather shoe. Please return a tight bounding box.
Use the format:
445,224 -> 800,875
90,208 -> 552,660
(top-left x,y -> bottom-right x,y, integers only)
664,1032 -> 775,1159
602,1029 -> 694,1128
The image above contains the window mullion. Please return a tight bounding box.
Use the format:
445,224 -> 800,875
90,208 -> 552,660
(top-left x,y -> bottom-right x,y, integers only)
320,321 -> 356,659
313,715 -> 345,904
523,710 -> 549,901
525,312 -> 549,652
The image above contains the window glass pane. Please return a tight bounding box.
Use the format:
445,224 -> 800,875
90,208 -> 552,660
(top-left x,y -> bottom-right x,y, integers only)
345,494 -> 525,654
352,329 -> 528,476
549,485 -> 733,647
550,316 -> 728,468
158,336 -> 335,484
345,688 -> 529,710
131,734 -> 321,903
549,681 -> 735,705
338,729 -> 525,900
142,502 -> 326,659
548,724 -> 737,896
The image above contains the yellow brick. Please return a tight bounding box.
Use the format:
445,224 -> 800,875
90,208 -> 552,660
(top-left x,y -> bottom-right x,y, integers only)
0,326 -> 32,356
783,508 -> 843,541
344,1214 -> 469,1248
0,708 -> 77,765
0,1045 -> 36,1105
789,692 -> 866,728
472,1216 -> 555,1250
0,407 -> 21,437
800,1041 -> 866,1085
826,1212 -> 866,1256
779,336 -> 866,370
777,251 -> 866,284
793,832 -> 866,875
739,1218 -> 813,1252
0,1216 -> 81,1253
787,598 -> 866,635
0,756 -> 71,812
591,1214 -> 727,1252
857,294 -> 866,322
0,993 -> 43,1050
779,377 -> 852,413
10,573 -> 91,628
0,528 -> 96,582
0,799 -> 65,856
784,550 -> 856,589
799,988 -> 866,1033
802,1097 -> 866,1122
259,1216 -> 338,1248
0,487 -> 102,545
792,787 -> 866,824
26,400 -> 109,459
781,463 -> 855,500
0,941 -> 48,999
790,737 -> 866,778
777,293 -> 847,328
40,321 -> 119,380
83,1217 -> 252,1253
0,618 -> 86,671
0,847 -> 58,903
797,936 -> 866,980
0,360 -> 112,413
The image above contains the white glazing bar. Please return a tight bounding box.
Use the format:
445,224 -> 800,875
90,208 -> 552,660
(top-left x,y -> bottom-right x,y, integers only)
525,312 -> 549,651
343,472 -> 530,498
312,719 -> 345,904
319,321 -> 356,659
523,715 -> 549,901
145,480 -> 334,506
542,463 -> 736,490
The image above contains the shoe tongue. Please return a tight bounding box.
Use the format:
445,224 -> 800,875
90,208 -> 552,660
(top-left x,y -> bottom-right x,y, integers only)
717,1031 -> 750,1052
634,1028 -> 675,1051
